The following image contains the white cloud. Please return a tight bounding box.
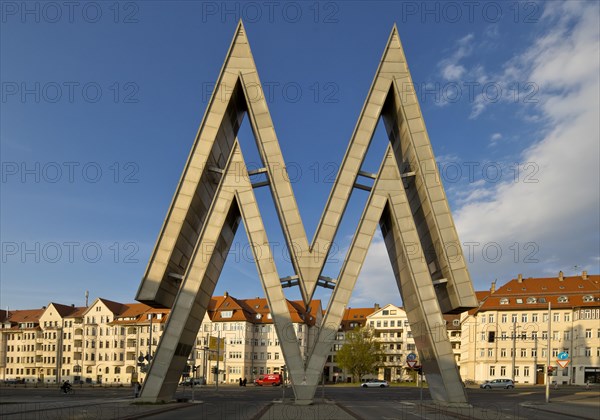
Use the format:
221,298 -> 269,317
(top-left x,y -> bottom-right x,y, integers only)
455,2 -> 600,286
439,33 -> 474,82
489,133 -> 502,146
351,232 -> 400,307
355,3 -> 599,302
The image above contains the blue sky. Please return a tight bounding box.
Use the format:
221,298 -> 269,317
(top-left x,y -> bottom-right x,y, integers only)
2,1 -> 599,310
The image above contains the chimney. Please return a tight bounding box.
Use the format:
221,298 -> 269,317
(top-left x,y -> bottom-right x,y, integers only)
224,291 -> 228,298
490,280 -> 497,294
85,290 -> 89,307
71,304 -> 75,307
582,271 -> 588,280
374,303 -> 380,310
517,274 -> 523,283
558,271 -> 564,281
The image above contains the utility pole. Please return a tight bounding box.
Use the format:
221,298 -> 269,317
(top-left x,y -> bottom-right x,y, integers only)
215,330 -> 220,391
546,302 -> 551,403
512,318 -> 517,382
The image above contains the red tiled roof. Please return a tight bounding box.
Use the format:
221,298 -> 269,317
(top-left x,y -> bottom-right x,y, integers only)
3,308 -> 45,329
98,298 -> 127,315
48,303 -> 85,317
478,274 -> 599,312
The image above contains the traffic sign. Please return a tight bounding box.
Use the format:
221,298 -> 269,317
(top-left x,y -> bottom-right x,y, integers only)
407,360 -> 418,368
557,352 -> 569,360
407,353 -> 417,361
557,360 -> 570,368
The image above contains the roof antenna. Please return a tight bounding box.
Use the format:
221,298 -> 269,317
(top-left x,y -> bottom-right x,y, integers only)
85,290 -> 89,307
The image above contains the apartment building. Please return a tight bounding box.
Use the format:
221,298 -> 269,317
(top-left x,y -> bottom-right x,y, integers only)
460,272 -> 600,385
324,303 -> 462,383
2,272 -> 598,386
0,293 -> 321,385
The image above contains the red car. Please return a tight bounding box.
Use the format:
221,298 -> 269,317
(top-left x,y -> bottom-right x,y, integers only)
254,373 -> 282,386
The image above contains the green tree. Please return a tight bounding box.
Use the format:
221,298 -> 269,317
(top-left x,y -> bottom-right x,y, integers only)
336,326 -> 383,383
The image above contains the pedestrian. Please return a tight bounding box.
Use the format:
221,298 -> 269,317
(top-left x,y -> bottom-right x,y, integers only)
585,381 -> 590,390
133,381 -> 141,398
242,378 -> 247,387
239,378 -> 243,387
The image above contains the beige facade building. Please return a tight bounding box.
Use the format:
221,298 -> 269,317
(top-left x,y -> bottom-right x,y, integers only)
324,303 -> 462,384
0,293 -> 320,386
460,272 -> 600,385
2,272 -> 598,386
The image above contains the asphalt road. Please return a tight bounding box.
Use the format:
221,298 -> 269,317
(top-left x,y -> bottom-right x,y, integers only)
1,384 -> 597,420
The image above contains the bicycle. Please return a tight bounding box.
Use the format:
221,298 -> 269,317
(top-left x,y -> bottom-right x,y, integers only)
60,387 -> 74,395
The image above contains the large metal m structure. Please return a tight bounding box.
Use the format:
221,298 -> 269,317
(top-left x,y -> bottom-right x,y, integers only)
136,22 -> 477,404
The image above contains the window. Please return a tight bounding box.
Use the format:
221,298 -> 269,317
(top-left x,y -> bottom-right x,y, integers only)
382,310 -> 389,315
520,348 -> 527,357
453,319 -> 460,327
585,329 -> 592,338
543,314 -> 548,322
500,298 -> 509,305
526,297 -> 537,304
585,348 -> 591,356
481,316 -> 486,324
516,298 -> 523,304
564,331 -> 570,340
553,313 -> 560,322
500,348 -> 507,357
532,313 -> 538,322
489,314 -> 495,323
221,311 -> 233,319
542,331 -> 548,340
552,348 -> 559,357
521,314 -> 528,323
500,366 -> 506,376
488,349 -> 493,357
564,313 -> 570,322
514,366 -> 519,377
583,295 -> 594,302
512,314 -> 517,323
531,349 -> 537,357
501,314 -> 507,323
558,296 -> 568,303
489,366 -> 495,376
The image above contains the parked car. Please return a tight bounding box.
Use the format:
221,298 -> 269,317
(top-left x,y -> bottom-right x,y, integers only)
254,374 -> 282,386
361,379 -> 389,388
3,379 -> 23,385
179,378 -> 202,386
480,379 -> 515,389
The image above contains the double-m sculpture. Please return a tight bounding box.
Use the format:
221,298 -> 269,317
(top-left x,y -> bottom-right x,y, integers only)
136,21 -> 477,405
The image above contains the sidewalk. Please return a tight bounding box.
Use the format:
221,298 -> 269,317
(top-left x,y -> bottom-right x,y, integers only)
0,398 -> 195,419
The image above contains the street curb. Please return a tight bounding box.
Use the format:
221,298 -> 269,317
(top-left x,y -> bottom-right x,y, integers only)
335,402 -> 364,419
251,402 -> 273,420
520,403 -> 599,420
120,402 -> 194,420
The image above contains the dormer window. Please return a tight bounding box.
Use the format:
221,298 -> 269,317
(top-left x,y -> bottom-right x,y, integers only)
557,296 -> 568,303
538,297 -> 547,303
526,297 -> 537,304
500,298 -> 509,305
221,310 -> 233,318
583,295 -> 594,302
516,298 -> 523,304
